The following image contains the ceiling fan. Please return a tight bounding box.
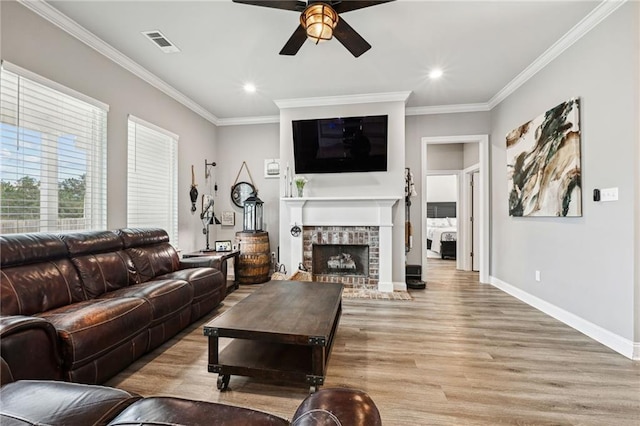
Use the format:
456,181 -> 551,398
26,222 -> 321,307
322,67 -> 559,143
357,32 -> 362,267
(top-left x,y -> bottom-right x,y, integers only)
232,1 -> 394,57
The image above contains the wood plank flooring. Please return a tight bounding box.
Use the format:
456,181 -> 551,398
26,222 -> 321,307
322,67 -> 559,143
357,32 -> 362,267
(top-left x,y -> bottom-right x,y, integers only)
106,259 -> 640,425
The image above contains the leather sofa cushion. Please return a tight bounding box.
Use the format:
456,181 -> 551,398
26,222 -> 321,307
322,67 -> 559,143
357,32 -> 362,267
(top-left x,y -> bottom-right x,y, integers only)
71,252 -> 138,299
0,260 -> 85,316
117,228 -> 170,248
158,268 -> 224,300
100,280 -> 193,326
63,231 -> 138,298
125,243 -> 180,283
61,231 -> 123,256
0,233 -> 67,267
0,380 -> 140,426
107,397 -> 289,426
37,298 -> 152,370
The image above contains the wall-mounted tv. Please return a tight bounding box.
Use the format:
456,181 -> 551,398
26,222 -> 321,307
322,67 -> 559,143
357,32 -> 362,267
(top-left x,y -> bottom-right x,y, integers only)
292,115 -> 388,174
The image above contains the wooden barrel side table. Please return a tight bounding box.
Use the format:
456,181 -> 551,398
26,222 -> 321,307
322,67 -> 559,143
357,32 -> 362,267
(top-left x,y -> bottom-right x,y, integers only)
235,231 -> 270,284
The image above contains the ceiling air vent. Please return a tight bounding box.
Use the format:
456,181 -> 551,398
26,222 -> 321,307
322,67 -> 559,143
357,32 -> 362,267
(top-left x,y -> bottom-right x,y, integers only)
142,30 -> 180,53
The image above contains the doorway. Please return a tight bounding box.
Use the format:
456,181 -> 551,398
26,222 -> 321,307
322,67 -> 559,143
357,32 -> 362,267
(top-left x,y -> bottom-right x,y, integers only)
421,135 -> 489,284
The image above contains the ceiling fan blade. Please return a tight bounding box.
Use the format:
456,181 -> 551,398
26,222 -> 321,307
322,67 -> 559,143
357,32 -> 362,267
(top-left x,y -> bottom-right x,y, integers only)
333,18 -> 371,57
232,0 -> 306,12
280,25 -> 308,56
333,0 -> 395,14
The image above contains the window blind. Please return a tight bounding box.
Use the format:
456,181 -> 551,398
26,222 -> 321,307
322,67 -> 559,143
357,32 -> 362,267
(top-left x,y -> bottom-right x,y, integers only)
127,115 -> 178,246
0,61 -> 107,234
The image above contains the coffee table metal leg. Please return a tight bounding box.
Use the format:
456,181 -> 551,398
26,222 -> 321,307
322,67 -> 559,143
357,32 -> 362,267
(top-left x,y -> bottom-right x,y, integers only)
217,374 -> 230,391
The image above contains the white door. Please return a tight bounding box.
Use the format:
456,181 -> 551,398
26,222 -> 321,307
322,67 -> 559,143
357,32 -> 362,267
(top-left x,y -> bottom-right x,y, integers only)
472,171 -> 480,271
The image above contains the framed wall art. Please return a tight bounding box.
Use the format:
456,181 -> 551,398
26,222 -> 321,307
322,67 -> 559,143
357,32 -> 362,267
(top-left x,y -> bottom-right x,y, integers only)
506,97 -> 582,217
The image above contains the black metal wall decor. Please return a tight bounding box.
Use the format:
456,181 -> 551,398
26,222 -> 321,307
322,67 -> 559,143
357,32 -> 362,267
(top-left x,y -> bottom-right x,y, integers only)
190,165 -> 198,212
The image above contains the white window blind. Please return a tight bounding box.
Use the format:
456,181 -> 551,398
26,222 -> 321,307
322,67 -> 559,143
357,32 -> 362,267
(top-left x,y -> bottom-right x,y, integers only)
127,115 -> 178,246
0,61 -> 107,234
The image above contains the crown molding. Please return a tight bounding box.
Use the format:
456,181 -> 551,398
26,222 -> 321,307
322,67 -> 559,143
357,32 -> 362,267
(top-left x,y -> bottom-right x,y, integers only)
17,0 -> 220,126
488,0 -> 627,109
216,115 -> 280,126
274,91 -> 411,109
405,103 -> 490,116
19,0 -> 625,126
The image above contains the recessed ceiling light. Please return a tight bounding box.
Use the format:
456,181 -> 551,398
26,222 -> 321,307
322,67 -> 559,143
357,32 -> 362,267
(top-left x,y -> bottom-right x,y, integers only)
243,83 -> 256,93
429,69 -> 443,79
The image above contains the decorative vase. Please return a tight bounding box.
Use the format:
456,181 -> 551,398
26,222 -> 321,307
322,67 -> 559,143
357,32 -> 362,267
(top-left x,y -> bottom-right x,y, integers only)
297,185 -> 304,197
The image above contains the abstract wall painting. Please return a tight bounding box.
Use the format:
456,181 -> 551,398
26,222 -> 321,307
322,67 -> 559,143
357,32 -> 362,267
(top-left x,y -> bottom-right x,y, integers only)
506,98 -> 582,217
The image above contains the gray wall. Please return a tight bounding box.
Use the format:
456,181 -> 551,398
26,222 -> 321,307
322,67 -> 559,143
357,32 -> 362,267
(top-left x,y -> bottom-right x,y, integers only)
463,143 -> 480,169
490,2 -> 638,342
1,1 -> 218,253
427,144 -> 464,170
405,113 -> 490,265
214,123 -> 280,256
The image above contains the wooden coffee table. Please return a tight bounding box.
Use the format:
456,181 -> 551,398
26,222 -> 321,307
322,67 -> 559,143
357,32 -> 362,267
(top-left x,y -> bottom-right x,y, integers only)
204,280 -> 343,393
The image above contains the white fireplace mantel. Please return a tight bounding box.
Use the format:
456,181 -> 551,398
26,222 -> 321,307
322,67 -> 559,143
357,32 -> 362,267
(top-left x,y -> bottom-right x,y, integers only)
281,196 -> 400,292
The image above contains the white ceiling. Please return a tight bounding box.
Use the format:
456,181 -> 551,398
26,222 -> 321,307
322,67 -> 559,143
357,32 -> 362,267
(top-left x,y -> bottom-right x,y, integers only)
43,0 -> 602,122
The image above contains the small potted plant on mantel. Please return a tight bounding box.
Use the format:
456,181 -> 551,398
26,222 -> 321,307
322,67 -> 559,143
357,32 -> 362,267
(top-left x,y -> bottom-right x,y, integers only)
294,176 -> 308,198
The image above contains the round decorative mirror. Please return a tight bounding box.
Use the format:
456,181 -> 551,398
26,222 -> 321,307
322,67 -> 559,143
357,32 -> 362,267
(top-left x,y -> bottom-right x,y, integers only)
231,181 -> 255,208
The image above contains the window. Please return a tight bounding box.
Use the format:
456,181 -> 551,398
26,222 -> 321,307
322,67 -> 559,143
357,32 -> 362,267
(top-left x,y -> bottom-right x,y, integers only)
0,61 -> 107,234
127,115 -> 178,246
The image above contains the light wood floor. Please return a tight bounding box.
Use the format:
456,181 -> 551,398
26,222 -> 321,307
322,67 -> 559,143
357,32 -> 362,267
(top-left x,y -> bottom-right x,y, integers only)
106,259 -> 640,425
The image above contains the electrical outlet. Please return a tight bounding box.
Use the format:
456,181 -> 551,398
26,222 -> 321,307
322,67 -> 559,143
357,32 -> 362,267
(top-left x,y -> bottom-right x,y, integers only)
535,270 -> 541,282
600,187 -> 618,202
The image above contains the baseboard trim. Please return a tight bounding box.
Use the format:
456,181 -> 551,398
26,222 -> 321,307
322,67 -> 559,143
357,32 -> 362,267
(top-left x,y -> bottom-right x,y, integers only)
393,281 -> 408,292
378,281 -> 395,293
489,276 -> 638,360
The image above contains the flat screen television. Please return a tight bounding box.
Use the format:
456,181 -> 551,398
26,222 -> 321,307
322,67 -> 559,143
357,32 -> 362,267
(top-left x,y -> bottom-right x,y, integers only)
292,115 -> 388,174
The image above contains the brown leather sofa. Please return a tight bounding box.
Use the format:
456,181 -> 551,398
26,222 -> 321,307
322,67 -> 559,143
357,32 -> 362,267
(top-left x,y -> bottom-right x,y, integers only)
0,380 -> 383,425
0,228 -> 226,385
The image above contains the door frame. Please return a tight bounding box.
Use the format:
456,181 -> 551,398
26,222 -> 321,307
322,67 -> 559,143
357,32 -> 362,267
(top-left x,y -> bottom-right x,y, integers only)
421,135 -> 489,284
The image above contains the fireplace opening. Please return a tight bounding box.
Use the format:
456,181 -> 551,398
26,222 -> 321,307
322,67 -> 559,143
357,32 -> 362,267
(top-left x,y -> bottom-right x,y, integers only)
312,244 -> 369,276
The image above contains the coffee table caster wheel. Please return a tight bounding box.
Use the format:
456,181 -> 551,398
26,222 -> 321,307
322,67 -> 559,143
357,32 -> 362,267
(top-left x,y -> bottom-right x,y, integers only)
309,385 -> 318,393
217,374 -> 230,391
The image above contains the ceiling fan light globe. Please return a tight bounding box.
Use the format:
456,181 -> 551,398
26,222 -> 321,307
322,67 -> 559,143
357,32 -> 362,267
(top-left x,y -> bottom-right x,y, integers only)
301,3 -> 338,44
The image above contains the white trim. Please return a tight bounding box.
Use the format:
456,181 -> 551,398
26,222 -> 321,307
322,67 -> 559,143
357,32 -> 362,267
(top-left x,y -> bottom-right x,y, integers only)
128,114 -> 179,141
274,91 -> 411,109
421,135 -> 489,284
488,0 -> 627,108
17,0 -> 219,126
406,103 -> 490,116
490,276 -> 639,360
1,60 -> 109,111
217,115 -> 280,126
461,163 -> 480,272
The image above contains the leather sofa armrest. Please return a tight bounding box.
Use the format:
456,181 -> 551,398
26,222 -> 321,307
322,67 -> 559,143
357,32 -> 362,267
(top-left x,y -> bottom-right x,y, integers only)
180,258 -> 227,281
0,315 -> 63,383
179,258 -> 215,269
291,388 -> 382,426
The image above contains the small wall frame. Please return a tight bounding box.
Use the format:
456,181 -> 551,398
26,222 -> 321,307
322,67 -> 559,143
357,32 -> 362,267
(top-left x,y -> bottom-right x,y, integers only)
221,211 -> 235,226
264,158 -> 280,179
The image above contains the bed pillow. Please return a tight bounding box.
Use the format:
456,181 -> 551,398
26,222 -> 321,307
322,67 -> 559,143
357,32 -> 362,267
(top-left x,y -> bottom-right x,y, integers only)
447,217 -> 457,227
427,218 -> 449,227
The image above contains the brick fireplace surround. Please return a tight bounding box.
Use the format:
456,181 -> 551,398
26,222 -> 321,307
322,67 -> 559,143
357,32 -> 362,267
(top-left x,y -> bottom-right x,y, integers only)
282,197 -> 400,292
303,226 -> 379,289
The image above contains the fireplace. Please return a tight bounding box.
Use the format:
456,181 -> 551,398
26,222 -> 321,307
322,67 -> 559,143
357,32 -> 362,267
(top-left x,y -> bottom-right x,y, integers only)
303,225 -> 379,289
313,244 -> 369,277
282,196 -> 400,292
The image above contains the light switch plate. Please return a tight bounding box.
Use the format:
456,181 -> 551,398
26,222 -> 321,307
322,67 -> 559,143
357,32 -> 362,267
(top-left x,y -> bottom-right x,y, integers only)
600,187 -> 618,202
